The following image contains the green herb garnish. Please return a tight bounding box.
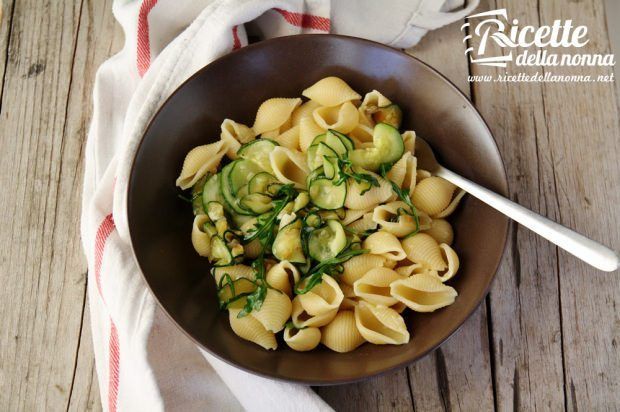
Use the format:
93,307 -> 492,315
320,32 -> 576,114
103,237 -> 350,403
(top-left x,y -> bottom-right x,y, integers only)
378,162 -> 421,238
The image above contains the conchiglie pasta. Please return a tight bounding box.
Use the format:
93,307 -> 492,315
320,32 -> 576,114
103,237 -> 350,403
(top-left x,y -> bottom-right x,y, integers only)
423,218 -> 454,245
302,77 -> 361,107
401,233 -> 446,271
436,243 -> 459,282
372,201 -> 419,238
228,309 -> 277,350
299,116 -> 325,152
251,288 -> 292,333
269,146 -> 309,189
354,301 -> 409,345
321,311 -> 366,353
353,267 -> 403,306
358,90 -> 392,126
402,130 -> 416,154
176,141 -> 227,189
212,264 -> 255,284
284,326 -> 321,351
291,100 -> 321,125
434,189 -> 466,218
346,212 -> 377,234
412,177 -> 457,216
345,172 -> 392,210
313,102 -> 359,134
191,215 -> 212,257
341,253 -> 387,285
394,263 -> 436,277
363,231 -> 407,261
272,124 -> 300,150
291,296 -> 337,328
349,124 -> 374,143
266,261 -> 300,297
297,275 -> 344,315
390,273 -> 458,312
243,238 -> 262,258
252,98 -> 301,135
220,119 -> 255,158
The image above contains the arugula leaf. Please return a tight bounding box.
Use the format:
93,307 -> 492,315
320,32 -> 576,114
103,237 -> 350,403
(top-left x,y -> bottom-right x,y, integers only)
378,162 -> 421,238
243,184 -> 297,246
334,157 -> 380,195
294,246 -> 369,294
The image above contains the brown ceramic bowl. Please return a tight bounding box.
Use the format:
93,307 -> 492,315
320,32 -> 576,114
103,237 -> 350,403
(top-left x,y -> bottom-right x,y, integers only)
127,34 -> 509,384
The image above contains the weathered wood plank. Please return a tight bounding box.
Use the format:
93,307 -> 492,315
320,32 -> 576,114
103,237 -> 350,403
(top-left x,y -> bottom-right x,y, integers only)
470,0 -> 620,409
0,0 -> 15,105
0,0 -> 120,410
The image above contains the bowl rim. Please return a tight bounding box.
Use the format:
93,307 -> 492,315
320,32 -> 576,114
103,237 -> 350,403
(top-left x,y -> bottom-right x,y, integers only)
126,33 -> 510,385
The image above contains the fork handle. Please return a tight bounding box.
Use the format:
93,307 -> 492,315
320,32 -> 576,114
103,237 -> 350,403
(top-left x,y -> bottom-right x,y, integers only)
436,166 -> 619,272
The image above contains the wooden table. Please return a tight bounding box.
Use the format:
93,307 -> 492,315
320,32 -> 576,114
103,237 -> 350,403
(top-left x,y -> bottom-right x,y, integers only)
1,0 -> 618,410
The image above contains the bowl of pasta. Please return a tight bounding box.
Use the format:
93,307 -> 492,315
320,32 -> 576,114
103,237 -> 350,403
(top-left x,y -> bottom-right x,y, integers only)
127,35 -> 509,384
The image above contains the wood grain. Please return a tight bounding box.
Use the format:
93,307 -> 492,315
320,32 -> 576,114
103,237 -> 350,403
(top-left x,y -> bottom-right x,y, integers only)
0,0 -> 121,410
469,0 -> 620,410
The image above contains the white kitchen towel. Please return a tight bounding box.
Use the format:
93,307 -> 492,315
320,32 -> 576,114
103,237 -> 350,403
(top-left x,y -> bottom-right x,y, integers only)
80,0 -> 478,411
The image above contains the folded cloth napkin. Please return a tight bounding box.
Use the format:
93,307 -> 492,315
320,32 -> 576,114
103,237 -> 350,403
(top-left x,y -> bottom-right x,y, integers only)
81,0 -> 478,410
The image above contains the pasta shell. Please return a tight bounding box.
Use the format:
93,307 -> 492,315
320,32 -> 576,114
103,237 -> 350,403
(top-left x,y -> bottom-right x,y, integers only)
291,100 -> 321,125
228,309 -> 277,350
358,90 -> 392,126
297,275 -> 344,316
353,267 -> 403,306
218,278 -> 256,308
349,124 -> 374,143
434,190 -> 466,218
176,141 -> 227,189
401,233 -> 447,271
412,177 -> 457,216
269,146 -> 309,189
266,261 -> 300,297
321,311 -> 366,353
302,77 -> 361,107
344,172 -> 392,210
402,131 -> 416,154
252,98 -> 301,135
342,209 -> 367,225
339,282 -> 356,298
435,243 -> 460,282
416,169 -> 432,181
243,238 -> 262,258
251,289 -> 292,333
341,254 -> 387,285
313,102 -> 359,134
221,119 -> 255,143
212,264 -> 255,284
299,116 -> 325,152
291,296 -> 338,328
372,201 -> 419,238
363,231 -> 407,261
341,297 -> 359,310
423,218 -> 454,245
346,212 -> 377,234
390,273 -> 457,312
261,128 -> 280,140
354,301 -> 409,345
284,326 -> 321,352
272,125 -> 300,150
191,215 -> 212,257
394,263 -> 436,277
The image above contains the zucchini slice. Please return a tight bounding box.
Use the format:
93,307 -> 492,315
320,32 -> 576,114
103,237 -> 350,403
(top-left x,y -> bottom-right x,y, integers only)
372,104 -> 403,128
220,161 -> 252,215
307,142 -> 338,171
308,220 -> 347,261
349,123 -> 404,171
211,236 -> 233,266
240,193 -> 273,214
272,220 -> 306,263
229,159 -> 263,194
191,176 -> 207,216
237,139 -> 279,173
327,129 -> 354,151
248,172 -> 278,194
202,174 -> 225,212
308,178 -> 347,210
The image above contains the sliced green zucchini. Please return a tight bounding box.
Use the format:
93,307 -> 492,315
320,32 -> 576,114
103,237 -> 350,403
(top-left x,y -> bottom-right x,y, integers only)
327,129 -> 354,151
372,104 -> 402,128
202,174 -> 224,211
306,167 -> 325,187
248,172 -> 278,194
272,219 -> 306,263
237,139 -> 279,173
240,193 -> 273,214
349,123 -> 404,171
229,159 -> 263,194
308,178 -> 347,210
191,176 -> 207,215
293,191 -> 310,211
308,220 -> 347,261
231,213 -> 255,229
210,236 -> 233,266
307,142 -> 339,171
220,162 -> 252,215
322,155 -> 339,180
303,212 -> 322,228
323,131 -> 348,156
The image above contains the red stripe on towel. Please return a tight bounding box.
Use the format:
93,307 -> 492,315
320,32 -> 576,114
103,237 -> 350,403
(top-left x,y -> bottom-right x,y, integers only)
94,214 -> 116,296
137,0 -> 159,76
273,8 -> 330,32
232,25 -> 241,50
